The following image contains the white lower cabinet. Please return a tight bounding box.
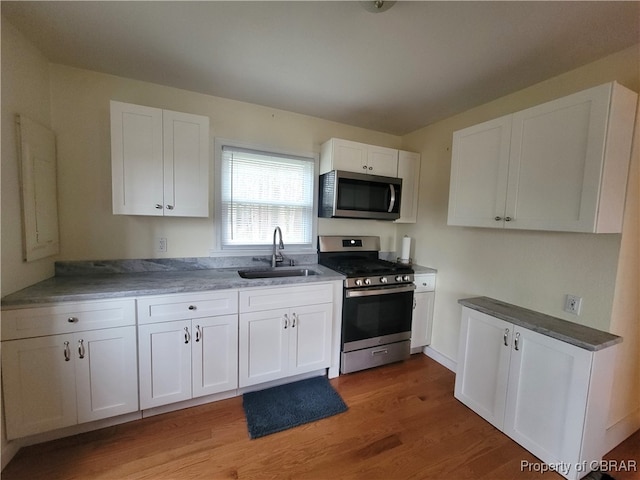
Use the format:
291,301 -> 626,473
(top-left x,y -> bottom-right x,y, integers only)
1,299 -> 138,440
239,284 -> 333,388
137,291 -> 239,409
411,273 -> 436,351
455,306 -> 617,480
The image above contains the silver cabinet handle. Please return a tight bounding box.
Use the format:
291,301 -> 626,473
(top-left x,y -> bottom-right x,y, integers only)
166,205 -> 174,210
371,348 -> 388,356
505,216 -> 512,222
188,305 -> 197,311
63,341 -> 71,362
78,339 -> 85,359
362,165 -> 367,170
495,216 -> 502,221
504,328 -> 509,346
155,204 -> 163,209
514,332 -> 520,351
368,166 -> 373,170
284,314 -> 289,329
68,316 -> 78,323
195,325 -> 202,342
184,327 -> 191,344
292,313 -> 297,328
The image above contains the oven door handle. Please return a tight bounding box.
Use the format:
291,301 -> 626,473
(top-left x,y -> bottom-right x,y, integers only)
346,284 -> 416,298
388,184 -> 396,213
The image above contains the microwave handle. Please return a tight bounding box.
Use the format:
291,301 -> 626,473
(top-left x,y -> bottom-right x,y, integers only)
388,184 -> 396,213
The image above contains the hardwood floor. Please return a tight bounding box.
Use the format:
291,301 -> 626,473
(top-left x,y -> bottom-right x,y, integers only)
3,355 -> 638,479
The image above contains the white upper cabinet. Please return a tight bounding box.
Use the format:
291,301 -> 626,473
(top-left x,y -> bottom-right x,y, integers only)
395,150 -> 421,223
320,138 -> 398,177
111,101 -> 210,217
448,82 -> 637,233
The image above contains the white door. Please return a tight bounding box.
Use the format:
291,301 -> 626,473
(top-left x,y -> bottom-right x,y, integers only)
411,291 -> 435,349
448,115 -> 512,227
505,84 -> 611,232
289,304 -> 332,375
1,335 -> 77,439
504,326 -> 592,474
395,151 -> 421,223
367,145 -> 398,177
454,308 -> 512,430
162,110 -> 210,217
138,320 -> 192,409
192,315 -> 238,397
75,326 -> 139,423
239,309 -> 288,387
110,101 -> 164,216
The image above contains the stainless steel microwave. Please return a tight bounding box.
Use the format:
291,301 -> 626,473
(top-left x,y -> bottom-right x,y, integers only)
318,170 -> 402,220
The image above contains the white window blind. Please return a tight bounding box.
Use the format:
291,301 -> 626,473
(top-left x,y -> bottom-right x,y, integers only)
220,146 -> 315,249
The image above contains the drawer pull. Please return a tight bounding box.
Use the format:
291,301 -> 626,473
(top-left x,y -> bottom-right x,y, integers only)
514,332 -> 521,351
184,327 -> 191,344
504,328 -> 509,347
78,339 -> 85,359
63,341 -> 71,362
188,305 -> 197,311
68,316 -> 79,323
371,348 -> 388,356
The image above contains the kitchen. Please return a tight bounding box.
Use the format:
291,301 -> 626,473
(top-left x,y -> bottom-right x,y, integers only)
1,2 -> 639,478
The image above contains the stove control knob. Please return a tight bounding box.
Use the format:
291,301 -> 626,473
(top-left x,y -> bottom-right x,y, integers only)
364,278 -> 372,285
355,279 -> 363,287
395,275 -> 403,282
403,275 -> 411,282
380,277 -> 388,284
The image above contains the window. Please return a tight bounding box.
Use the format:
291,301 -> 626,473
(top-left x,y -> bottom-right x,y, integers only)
219,145 -> 316,250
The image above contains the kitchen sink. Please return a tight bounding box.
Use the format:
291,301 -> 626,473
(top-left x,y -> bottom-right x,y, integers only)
237,268 -> 319,279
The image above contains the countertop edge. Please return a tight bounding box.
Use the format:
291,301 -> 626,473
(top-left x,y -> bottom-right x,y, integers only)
458,296 -> 622,352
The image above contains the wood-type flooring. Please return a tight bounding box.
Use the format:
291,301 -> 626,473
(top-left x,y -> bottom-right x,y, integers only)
3,354 -> 638,479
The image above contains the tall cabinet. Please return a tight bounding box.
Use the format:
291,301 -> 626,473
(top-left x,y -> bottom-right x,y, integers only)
448,82 -> 637,233
110,101 -> 210,217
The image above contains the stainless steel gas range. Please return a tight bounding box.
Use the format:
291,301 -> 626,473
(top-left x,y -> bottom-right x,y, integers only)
318,235 -> 415,374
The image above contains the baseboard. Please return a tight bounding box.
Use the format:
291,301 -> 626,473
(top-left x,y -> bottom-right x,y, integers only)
604,407 -> 640,453
422,346 -> 457,373
1,439 -> 21,471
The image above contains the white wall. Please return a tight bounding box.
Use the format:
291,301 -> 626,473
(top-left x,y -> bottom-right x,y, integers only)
399,44 -> 639,444
47,64 -> 401,266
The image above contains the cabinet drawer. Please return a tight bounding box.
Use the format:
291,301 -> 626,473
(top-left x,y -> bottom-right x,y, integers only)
1,299 -> 136,340
414,274 -> 436,292
240,283 -> 333,313
137,290 -> 238,324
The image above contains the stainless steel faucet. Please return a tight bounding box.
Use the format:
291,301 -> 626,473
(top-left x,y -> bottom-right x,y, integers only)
272,226 -> 284,267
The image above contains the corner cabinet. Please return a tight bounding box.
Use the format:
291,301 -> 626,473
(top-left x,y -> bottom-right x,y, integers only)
110,100 -> 210,217
137,290 -> 238,409
1,299 -> 139,440
455,300 -> 620,480
239,283 -> 333,387
320,137 -> 398,177
448,82 -> 637,233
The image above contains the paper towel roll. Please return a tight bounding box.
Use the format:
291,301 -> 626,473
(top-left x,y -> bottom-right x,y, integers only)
400,236 -> 411,263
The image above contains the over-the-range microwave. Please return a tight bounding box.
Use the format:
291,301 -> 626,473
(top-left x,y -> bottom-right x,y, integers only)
318,170 -> 402,221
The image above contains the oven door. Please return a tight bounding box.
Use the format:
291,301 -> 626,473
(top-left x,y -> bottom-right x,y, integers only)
342,284 -> 415,352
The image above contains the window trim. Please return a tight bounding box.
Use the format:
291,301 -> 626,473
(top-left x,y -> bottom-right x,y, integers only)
212,138 -> 319,256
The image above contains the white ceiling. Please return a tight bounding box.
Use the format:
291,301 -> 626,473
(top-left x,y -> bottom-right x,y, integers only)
2,1 -> 639,135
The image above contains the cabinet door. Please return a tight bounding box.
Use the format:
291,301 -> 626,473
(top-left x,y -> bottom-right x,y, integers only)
504,327 -> 592,473
289,304 -> 332,375
1,335 -> 77,439
138,320 -> 192,409
448,115 -> 512,227
454,308 -> 512,430
367,145 -> 398,177
162,110 -> 210,217
395,151 -> 420,223
506,84 -> 612,232
239,309 -> 289,387
411,291 -> 434,349
110,101 -> 164,216
192,315 -> 238,398
75,326 -> 139,423
329,138 -> 369,173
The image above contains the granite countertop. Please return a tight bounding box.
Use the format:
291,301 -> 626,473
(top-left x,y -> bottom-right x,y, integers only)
459,296 -> 621,352
1,264 -> 344,307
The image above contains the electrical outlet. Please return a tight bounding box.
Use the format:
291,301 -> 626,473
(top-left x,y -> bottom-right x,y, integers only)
564,294 -> 582,315
156,237 -> 168,253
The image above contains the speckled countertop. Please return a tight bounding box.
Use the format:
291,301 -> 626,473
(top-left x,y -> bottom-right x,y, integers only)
459,296 -> 621,351
1,263 -> 344,307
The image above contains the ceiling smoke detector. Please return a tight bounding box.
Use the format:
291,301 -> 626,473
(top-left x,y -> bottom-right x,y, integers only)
362,1 -> 396,13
